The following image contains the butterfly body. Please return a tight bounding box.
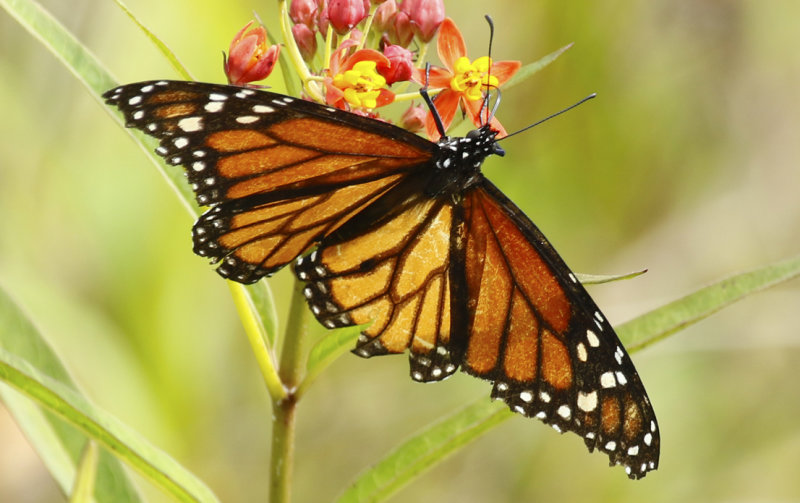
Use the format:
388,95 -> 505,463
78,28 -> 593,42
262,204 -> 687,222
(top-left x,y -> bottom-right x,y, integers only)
104,80 -> 659,479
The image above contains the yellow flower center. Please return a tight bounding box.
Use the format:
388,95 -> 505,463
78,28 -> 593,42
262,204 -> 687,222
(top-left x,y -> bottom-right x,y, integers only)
333,60 -> 386,109
450,56 -> 499,101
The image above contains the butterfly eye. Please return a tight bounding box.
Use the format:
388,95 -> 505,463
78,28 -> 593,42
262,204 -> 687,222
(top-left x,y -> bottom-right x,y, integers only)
466,129 -> 482,140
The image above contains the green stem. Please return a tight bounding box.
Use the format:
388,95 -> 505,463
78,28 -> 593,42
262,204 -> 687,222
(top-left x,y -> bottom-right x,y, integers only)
278,0 -> 323,102
227,282 -> 286,402
269,278 -> 311,503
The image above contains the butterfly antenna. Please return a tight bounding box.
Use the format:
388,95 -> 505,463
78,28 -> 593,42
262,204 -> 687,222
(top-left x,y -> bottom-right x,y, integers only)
420,63 -> 447,138
499,93 -> 597,141
481,15 -> 495,125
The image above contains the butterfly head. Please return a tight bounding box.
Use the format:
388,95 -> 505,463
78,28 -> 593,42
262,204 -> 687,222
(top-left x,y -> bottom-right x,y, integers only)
435,124 -> 504,171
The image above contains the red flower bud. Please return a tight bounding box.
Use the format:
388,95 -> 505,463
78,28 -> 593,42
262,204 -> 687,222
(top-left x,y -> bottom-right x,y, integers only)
224,21 -> 281,86
328,0 -> 369,35
381,44 -> 414,84
292,23 -> 318,61
290,0 -> 319,27
400,0 -> 445,42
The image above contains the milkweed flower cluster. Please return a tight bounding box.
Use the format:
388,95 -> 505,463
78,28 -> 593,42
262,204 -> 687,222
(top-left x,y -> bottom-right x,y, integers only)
222,0 -> 521,141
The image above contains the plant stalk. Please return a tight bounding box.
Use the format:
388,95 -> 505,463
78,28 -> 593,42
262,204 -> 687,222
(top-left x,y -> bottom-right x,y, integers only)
268,278 -> 311,503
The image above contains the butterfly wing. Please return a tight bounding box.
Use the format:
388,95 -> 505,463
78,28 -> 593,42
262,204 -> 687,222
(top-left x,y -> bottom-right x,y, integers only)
459,178 -> 659,478
293,173 -> 464,382
104,80 -> 435,282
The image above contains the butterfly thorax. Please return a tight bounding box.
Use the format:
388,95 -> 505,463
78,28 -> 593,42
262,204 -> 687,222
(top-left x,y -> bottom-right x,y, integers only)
428,125 -> 505,197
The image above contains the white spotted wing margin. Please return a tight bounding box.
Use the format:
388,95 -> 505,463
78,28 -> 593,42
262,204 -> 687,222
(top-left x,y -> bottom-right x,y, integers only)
459,179 -> 659,479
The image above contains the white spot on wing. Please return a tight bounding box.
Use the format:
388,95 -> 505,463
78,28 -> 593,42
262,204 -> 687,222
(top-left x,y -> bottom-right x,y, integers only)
600,371 -> 616,388
576,342 -> 587,361
586,329 -> 600,347
178,117 -> 204,132
577,391 -> 598,412
205,101 -> 224,113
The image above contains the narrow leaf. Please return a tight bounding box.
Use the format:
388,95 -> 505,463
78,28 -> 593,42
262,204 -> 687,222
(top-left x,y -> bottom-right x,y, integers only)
0,347 -> 220,503
335,398 -> 512,503
577,268 -> 647,285
618,254 -> 800,350
298,324 -> 367,398
503,43 -> 573,90
111,0 -> 194,80
0,284 -> 140,502
69,441 -> 99,503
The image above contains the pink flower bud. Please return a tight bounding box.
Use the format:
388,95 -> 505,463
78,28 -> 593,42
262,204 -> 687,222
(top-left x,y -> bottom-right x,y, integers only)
381,44 -> 414,84
290,0 -> 319,27
292,23 -> 318,61
372,0 -> 397,33
390,10 -> 414,47
400,0 -> 445,42
401,103 -> 426,132
328,0 -> 368,35
317,0 -> 330,34
224,21 -> 281,86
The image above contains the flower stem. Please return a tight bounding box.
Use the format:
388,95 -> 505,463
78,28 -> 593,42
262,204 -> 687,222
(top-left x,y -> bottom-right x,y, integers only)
268,278 -> 310,503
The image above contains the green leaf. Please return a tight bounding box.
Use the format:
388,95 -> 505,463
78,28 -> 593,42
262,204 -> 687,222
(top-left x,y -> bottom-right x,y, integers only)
503,43 -> 573,91
245,281 -> 280,348
0,346 -> 220,503
618,254 -> 800,351
335,398 -> 513,503
577,268 -> 648,285
69,441 -> 99,503
0,286 -> 141,501
298,324 -> 367,398
0,0 -> 198,216
111,0 -> 194,80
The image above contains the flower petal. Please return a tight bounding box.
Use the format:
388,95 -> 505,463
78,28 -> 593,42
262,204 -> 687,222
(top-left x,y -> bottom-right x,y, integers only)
424,89 -> 460,141
436,18 -> 466,71
341,48 -> 391,74
490,60 -> 522,86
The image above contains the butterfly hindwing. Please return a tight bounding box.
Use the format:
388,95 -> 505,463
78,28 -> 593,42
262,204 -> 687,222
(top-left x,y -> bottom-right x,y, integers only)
460,180 -> 660,478
294,176 -> 461,382
103,81 -> 435,282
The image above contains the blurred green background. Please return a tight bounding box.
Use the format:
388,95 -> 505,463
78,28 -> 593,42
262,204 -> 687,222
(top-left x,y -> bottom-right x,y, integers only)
1,0 -> 799,501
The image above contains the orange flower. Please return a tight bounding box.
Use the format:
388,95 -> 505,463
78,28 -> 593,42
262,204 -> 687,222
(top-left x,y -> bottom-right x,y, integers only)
224,21 -> 281,86
416,18 -> 520,140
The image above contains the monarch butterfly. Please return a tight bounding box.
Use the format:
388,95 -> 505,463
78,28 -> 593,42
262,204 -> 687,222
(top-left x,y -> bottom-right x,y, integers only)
104,79 -> 659,479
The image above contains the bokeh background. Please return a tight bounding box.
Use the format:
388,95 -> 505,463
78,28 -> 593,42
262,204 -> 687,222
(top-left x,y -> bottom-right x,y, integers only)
2,1 -> 799,502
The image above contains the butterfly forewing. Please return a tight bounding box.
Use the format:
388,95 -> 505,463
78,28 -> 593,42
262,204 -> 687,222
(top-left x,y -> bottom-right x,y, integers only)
103,81 -> 435,282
